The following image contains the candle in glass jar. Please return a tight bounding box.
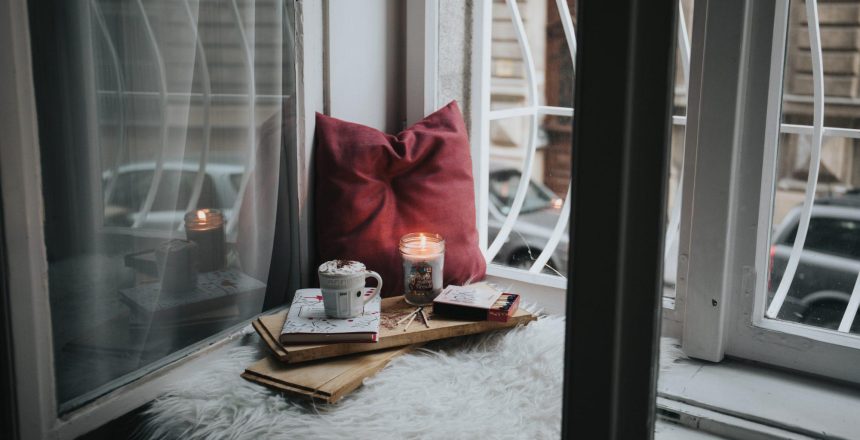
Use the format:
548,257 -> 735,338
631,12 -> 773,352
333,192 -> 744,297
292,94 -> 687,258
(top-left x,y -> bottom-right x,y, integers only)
400,232 -> 445,305
184,209 -> 226,272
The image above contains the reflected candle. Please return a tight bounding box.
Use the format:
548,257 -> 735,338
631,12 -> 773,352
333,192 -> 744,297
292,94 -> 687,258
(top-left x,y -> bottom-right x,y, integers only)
184,209 -> 226,272
400,232 -> 445,305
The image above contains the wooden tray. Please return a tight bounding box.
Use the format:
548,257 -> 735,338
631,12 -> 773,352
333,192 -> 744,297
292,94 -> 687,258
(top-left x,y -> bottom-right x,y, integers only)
253,295 -> 535,364
241,345 -> 415,404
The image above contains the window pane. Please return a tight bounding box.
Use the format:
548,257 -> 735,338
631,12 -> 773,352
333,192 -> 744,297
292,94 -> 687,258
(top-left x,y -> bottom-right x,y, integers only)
484,0 -> 692,284
664,0 -> 695,301
28,0 -> 296,411
486,0 -> 572,277
765,0 -> 860,335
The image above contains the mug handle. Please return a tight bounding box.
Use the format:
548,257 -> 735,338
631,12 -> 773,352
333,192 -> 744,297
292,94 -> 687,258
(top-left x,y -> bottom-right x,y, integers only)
362,271 -> 383,305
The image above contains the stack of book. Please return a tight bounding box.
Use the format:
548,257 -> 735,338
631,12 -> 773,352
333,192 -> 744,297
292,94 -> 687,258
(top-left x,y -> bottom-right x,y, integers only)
242,282 -> 535,403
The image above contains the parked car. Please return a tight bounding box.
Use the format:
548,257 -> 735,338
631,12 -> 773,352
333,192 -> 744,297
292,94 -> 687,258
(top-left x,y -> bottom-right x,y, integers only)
769,191 -> 860,331
487,166 -> 568,275
102,162 -> 244,229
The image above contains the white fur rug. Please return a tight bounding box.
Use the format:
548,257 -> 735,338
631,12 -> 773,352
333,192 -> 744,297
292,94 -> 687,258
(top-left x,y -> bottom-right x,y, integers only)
140,314 -> 684,440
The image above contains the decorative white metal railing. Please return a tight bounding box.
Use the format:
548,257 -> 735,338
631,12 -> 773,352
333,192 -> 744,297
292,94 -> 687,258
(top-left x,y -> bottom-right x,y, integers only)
757,0 -> 860,335
483,0 -> 860,334
131,0 -> 170,228
484,0 -> 543,263
528,0 -> 576,274
766,0 -> 826,319
485,0 -> 690,277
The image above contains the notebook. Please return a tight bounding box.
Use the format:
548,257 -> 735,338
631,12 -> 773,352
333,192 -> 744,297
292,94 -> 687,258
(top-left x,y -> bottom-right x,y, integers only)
280,288 -> 380,344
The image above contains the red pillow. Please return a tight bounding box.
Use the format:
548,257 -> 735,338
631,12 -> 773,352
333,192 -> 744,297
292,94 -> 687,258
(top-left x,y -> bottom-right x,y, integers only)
314,101 -> 486,296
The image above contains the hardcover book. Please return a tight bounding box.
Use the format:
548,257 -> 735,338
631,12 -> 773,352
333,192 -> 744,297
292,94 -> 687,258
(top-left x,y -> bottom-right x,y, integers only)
280,288 -> 381,344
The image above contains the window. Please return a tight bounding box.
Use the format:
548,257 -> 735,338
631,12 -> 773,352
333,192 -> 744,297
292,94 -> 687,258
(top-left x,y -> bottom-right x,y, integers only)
472,0 -> 693,292
764,0 -> 860,336
680,0 -> 860,383
470,0 -> 575,285
26,0 -> 298,413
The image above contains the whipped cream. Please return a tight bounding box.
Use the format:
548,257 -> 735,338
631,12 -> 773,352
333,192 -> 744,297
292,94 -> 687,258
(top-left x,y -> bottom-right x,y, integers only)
318,259 -> 366,276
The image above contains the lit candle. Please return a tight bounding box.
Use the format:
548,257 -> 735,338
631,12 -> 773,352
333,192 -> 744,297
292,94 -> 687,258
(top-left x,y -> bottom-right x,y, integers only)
184,209 -> 226,272
399,232 -> 445,305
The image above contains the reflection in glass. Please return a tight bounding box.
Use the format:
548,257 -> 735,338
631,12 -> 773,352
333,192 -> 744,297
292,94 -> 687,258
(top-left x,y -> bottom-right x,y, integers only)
29,0 -> 296,411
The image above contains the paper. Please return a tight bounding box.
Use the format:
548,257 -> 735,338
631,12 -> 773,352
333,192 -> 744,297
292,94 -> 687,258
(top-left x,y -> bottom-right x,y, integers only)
433,283 -> 504,309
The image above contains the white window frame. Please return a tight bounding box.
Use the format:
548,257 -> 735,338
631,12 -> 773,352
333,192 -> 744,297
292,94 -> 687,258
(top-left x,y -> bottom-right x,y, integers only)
679,0 -> 860,383
0,0 -> 323,437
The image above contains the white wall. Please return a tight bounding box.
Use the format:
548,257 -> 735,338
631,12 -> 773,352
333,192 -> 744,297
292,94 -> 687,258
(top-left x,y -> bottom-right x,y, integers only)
327,0 -> 404,133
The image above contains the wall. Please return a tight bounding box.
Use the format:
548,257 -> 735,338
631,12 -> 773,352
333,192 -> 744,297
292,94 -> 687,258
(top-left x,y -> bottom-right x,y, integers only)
437,0 -> 473,128
326,1 -> 474,133
327,0 -> 404,133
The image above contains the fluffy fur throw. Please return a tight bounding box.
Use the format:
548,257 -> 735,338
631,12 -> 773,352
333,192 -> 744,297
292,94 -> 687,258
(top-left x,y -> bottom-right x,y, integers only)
140,313 -> 683,439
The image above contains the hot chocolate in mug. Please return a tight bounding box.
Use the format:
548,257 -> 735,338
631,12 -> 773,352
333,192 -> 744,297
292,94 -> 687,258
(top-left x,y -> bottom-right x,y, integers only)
318,260 -> 383,318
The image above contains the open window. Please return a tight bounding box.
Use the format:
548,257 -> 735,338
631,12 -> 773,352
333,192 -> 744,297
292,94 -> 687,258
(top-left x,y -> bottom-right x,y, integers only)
680,0 -> 860,384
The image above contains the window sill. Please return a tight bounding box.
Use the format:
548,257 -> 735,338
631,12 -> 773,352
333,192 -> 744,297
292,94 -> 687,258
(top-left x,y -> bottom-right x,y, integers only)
485,264 -> 568,289
53,307 -> 286,439
658,342 -> 860,439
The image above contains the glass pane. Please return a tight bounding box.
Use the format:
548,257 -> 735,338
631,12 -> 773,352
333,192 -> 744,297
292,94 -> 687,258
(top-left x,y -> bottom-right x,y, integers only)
765,0 -> 860,335
663,0 -> 694,302
486,0 -> 573,277
485,0 -> 693,284
488,116 -> 568,276
28,0 -> 296,411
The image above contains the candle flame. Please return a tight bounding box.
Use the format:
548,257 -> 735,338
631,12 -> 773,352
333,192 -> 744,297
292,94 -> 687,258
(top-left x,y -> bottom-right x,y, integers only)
196,210 -> 207,220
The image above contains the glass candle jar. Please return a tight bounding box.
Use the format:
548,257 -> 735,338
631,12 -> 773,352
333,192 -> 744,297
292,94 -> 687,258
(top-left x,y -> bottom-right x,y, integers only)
184,209 -> 226,272
399,232 -> 445,305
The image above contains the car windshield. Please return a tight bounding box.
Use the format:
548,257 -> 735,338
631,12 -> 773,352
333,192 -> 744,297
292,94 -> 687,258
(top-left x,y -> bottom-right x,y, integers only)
489,169 -> 556,214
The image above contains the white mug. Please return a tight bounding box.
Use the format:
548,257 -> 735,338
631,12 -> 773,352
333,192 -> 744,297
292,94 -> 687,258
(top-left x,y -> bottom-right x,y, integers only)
318,260 -> 383,318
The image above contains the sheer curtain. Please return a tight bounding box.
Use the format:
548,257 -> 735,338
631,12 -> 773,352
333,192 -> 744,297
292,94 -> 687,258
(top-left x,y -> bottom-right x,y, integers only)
28,0 -> 296,411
